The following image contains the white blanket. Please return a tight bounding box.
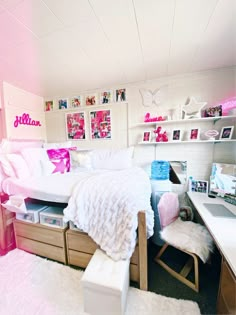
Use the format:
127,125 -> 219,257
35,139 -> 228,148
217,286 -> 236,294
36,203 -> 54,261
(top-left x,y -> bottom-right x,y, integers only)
63,167 -> 154,261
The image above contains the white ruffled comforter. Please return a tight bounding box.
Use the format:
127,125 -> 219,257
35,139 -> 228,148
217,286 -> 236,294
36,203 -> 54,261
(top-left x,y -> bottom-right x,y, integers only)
63,167 -> 154,261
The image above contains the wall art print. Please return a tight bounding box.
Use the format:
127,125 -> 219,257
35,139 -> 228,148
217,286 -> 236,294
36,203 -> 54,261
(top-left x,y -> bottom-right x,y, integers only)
45,100 -> 54,111
58,98 -> 68,109
100,90 -> 113,104
71,96 -> 82,107
90,110 -> 111,139
65,112 -> 86,140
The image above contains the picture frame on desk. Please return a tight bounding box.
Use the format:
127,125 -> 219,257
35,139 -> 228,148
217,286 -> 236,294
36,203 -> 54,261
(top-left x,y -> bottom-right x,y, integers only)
219,126 -> 234,140
190,180 -> 208,194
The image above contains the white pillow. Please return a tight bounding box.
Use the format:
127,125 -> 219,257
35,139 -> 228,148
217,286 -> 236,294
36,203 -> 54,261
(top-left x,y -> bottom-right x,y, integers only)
21,148 -> 49,177
40,160 -> 56,176
0,139 -> 43,153
0,155 -> 16,177
91,147 -> 134,170
70,150 -> 93,171
0,164 -> 7,193
7,154 -> 31,179
43,141 -> 73,149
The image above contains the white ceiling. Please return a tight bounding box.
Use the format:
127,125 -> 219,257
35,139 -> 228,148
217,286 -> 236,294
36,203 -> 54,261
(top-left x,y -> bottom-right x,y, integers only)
0,0 -> 235,97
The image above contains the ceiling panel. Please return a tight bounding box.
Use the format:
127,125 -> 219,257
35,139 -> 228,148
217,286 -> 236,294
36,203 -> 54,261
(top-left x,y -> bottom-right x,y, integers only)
5,0 -> 63,38
191,0 -> 236,71
168,0 -> 218,75
133,0 -> 175,79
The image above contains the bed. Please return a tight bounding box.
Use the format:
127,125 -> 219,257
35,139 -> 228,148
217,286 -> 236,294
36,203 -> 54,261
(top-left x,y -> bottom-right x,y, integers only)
0,143 -> 154,290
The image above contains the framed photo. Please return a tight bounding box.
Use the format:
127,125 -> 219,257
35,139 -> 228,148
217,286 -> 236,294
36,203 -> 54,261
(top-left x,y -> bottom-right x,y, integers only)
171,129 -> 182,141
71,96 -> 82,108
190,180 -> 208,194
45,100 -> 54,112
115,89 -> 126,102
219,126 -> 234,140
189,128 -> 200,140
58,98 -> 68,110
85,94 -> 98,106
142,131 -> 151,142
100,90 -> 113,104
203,105 -> 222,118
65,112 -> 86,140
89,109 -> 111,139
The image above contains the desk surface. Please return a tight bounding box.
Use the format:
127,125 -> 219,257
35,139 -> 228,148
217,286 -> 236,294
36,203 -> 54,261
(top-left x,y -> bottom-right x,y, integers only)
187,192 -> 236,276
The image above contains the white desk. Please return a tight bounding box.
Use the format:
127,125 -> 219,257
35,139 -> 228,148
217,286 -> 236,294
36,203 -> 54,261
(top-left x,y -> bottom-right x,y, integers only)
187,192 -> 236,314
187,192 -> 236,275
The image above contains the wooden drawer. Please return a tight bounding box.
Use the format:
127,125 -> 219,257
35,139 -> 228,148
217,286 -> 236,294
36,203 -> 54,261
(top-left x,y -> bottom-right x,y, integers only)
217,261 -> 236,314
130,263 -> 139,282
66,230 -> 98,253
68,249 -> 92,268
17,236 -> 67,264
14,220 -> 65,247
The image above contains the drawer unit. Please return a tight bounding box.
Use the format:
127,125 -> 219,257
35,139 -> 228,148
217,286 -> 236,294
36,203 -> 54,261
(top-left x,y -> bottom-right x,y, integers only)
16,202 -> 48,224
66,228 -> 139,282
40,206 -> 68,229
13,220 -> 68,264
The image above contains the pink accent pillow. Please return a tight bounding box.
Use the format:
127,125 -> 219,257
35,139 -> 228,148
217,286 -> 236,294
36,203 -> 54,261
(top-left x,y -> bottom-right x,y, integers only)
158,192 -> 179,229
46,147 -> 76,174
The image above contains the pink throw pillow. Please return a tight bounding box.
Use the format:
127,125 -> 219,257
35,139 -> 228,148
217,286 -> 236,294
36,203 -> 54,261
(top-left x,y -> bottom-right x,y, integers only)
158,192 -> 179,229
46,147 -> 76,174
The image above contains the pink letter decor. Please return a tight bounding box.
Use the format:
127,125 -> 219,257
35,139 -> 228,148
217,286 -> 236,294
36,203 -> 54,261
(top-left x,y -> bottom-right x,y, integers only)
14,113 -> 42,128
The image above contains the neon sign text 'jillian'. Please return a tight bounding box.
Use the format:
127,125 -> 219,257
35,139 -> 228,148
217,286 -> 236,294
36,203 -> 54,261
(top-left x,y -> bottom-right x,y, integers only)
14,113 -> 42,128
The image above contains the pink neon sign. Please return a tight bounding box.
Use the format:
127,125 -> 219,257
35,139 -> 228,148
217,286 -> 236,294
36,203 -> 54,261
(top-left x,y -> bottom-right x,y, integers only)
14,113 -> 42,128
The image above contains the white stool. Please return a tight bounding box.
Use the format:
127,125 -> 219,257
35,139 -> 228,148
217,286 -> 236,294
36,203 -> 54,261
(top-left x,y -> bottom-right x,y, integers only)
81,249 -> 130,315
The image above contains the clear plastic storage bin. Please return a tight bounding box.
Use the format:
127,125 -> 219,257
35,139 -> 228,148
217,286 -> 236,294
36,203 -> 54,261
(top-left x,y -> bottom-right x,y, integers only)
40,206 -> 68,229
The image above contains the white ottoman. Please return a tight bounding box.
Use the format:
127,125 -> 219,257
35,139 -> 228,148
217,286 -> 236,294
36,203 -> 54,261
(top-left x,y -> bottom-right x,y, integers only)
81,249 -> 130,315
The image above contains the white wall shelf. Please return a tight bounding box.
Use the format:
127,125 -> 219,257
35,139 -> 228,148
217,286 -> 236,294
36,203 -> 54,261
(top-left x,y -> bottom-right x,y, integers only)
138,139 -> 236,145
133,115 -> 236,128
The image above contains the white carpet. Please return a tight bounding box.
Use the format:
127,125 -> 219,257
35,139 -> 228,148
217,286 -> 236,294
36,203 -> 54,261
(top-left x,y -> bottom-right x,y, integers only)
0,249 -> 201,315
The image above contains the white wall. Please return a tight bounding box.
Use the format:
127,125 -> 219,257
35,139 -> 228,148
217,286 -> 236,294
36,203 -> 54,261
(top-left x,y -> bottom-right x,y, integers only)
45,66 -> 236,180
2,82 -> 46,141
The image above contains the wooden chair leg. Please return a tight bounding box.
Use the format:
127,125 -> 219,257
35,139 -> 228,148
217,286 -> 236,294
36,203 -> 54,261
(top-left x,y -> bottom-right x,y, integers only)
155,243 -> 199,292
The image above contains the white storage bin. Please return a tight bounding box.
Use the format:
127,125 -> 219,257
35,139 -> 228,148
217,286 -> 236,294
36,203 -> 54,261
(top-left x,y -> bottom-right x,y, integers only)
150,179 -> 172,193
16,202 -> 48,223
81,249 -> 130,315
40,206 -> 68,229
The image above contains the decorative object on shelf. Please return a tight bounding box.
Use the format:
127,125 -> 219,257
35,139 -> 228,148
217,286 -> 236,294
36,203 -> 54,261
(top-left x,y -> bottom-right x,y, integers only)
144,113 -> 165,122
190,179 -> 208,193
85,93 -> 98,106
219,96 -> 236,115
65,112 -> 86,140
45,100 -> 54,111
203,105 -> 222,118
89,109 -> 111,139
115,89 -> 126,102
171,129 -> 182,142
219,126 -> 234,140
139,88 -> 161,107
14,113 -> 42,128
153,126 -> 168,142
189,128 -> 200,140
204,129 -> 219,140
71,96 -> 82,107
142,131 -> 151,142
182,97 -> 207,119
100,90 -> 113,104
58,98 -> 68,110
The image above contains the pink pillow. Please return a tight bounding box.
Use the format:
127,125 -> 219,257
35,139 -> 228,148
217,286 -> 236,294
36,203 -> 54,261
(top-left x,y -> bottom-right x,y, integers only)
158,192 -> 179,229
46,147 -> 76,174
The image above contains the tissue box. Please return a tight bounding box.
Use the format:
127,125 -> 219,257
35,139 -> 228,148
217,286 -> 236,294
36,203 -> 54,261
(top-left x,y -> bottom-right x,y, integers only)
16,202 -> 48,223
40,206 -> 68,229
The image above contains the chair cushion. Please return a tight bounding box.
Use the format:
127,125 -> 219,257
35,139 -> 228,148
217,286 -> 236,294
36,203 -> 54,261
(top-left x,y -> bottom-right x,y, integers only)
158,192 -> 179,228
160,218 -> 214,263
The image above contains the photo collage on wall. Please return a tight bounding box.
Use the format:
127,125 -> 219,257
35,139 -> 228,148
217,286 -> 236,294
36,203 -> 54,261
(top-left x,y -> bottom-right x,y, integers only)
44,88 -> 126,111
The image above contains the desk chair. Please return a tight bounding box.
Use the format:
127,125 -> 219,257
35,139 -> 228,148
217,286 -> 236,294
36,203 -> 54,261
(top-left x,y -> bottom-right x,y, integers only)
154,192 -> 213,292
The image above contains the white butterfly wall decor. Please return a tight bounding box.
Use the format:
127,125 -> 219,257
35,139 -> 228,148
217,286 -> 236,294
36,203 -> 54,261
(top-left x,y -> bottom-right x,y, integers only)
139,88 -> 161,107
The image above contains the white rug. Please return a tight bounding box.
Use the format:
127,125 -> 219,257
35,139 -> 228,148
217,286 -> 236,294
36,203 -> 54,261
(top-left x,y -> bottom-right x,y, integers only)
0,249 -> 200,315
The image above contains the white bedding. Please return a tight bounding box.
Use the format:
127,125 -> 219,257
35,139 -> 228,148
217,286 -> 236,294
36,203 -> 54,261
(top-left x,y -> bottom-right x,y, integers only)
2,167 -> 154,260
64,167 -> 154,260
